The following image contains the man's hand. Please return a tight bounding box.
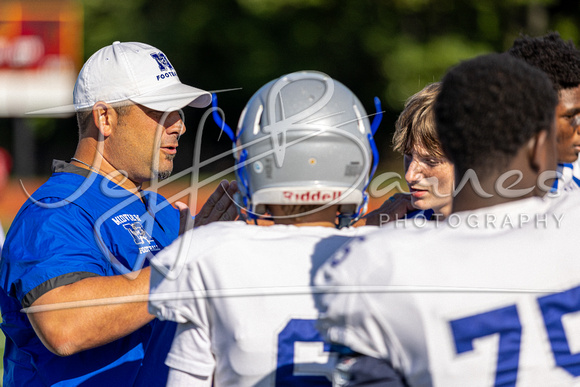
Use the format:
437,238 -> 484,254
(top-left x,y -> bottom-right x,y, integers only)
359,193 -> 414,226
193,180 -> 239,228
175,201 -> 195,235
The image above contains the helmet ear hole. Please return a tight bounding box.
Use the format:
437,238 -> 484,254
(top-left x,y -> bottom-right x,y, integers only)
353,104 -> 365,134
253,105 -> 263,135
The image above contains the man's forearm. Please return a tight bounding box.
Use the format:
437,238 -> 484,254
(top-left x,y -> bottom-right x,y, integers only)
27,267 -> 154,356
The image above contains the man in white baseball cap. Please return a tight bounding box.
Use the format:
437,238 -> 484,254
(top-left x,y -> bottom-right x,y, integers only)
0,41 -> 238,386
30,41 -> 213,115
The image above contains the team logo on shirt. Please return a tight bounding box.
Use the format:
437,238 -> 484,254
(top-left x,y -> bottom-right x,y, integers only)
111,214 -> 160,254
123,222 -> 155,245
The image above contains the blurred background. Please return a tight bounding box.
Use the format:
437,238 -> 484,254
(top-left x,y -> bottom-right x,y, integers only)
0,0 -> 579,231
0,0 -> 578,381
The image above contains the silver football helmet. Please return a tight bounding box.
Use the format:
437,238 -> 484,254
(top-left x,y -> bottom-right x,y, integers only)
229,71 -> 380,226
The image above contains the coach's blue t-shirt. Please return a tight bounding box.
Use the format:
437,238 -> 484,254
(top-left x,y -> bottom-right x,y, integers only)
0,161 -> 180,386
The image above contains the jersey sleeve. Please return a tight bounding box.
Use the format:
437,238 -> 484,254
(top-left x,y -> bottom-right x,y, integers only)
148,227 -> 212,327
2,198 -> 110,307
166,367 -> 212,387
165,322 -> 215,379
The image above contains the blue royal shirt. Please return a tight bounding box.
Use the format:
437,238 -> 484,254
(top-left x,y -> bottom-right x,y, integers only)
0,161 -> 180,386
406,208 -> 435,220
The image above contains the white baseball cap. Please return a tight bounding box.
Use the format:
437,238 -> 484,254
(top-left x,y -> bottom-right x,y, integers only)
27,41 -> 211,116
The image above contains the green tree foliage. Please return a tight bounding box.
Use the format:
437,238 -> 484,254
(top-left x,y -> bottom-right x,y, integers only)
2,0 -> 579,174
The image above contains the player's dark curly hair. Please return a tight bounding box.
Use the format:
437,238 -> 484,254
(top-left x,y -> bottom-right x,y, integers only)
434,53 -> 558,178
507,32 -> 580,92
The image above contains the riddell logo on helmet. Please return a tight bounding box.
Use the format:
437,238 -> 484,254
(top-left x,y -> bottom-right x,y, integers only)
282,191 -> 342,202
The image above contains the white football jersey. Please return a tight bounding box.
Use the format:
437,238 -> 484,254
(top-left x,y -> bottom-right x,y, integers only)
149,221 -> 376,387
554,158 -> 580,192
315,194 -> 580,386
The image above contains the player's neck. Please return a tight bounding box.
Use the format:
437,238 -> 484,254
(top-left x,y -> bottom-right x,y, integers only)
272,218 -> 337,228
268,204 -> 339,227
292,221 -> 337,228
452,166 -> 540,213
434,202 -> 452,219
452,188 -> 514,213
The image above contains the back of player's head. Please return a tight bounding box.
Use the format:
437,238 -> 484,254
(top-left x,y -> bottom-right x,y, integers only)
507,32 -> 580,92
392,82 -> 444,158
234,70 -> 378,225
435,53 -> 558,178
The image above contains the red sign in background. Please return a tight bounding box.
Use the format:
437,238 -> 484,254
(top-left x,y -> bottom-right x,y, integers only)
0,0 -> 82,70
0,0 -> 83,116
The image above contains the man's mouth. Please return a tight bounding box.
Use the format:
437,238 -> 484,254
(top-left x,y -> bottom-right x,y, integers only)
409,187 -> 429,198
161,145 -> 178,155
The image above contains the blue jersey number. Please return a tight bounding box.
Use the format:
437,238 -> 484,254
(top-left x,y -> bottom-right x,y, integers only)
538,285 -> 580,376
276,319 -> 332,386
450,305 -> 521,386
450,285 -> 580,386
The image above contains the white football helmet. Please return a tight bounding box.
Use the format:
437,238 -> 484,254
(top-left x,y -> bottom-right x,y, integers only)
217,70 -> 381,227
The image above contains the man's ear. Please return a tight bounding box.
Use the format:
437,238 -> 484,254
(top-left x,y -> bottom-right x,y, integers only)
527,129 -> 553,173
92,102 -> 116,138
